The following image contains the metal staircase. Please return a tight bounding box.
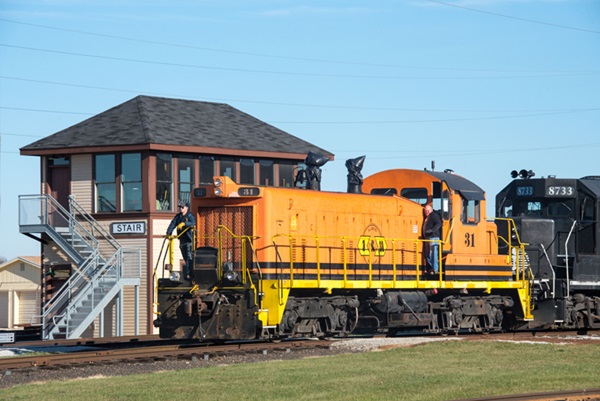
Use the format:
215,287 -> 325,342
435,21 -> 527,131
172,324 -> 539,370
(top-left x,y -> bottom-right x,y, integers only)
19,194 -> 141,339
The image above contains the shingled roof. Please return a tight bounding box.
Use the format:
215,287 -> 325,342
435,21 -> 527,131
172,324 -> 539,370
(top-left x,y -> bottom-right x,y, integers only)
20,95 -> 333,159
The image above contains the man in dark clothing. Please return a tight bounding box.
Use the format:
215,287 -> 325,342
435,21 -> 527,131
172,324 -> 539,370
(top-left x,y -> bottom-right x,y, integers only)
422,204 -> 442,274
167,200 -> 196,281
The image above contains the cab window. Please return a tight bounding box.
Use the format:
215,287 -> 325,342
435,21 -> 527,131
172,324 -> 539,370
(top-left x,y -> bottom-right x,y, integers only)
462,198 -> 480,224
401,188 -> 428,204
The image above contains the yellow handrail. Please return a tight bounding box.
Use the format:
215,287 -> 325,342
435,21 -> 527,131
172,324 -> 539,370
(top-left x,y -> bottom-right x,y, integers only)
270,233 -> 429,286
215,225 -> 262,307
494,217 -> 532,282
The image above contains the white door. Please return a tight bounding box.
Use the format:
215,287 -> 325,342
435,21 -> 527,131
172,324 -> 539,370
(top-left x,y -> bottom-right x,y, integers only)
17,291 -> 40,326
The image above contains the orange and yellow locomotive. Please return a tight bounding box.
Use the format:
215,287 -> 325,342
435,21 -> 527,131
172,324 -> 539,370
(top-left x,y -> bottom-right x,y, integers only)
154,156 -> 532,340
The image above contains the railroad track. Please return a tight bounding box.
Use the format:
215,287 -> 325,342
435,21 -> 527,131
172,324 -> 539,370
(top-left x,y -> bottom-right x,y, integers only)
0,339 -> 332,371
452,388 -> 600,401
2,329 -> 596,372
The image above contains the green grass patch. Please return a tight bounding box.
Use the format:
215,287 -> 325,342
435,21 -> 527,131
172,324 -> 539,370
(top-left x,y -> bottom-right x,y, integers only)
2,341 -> 600,401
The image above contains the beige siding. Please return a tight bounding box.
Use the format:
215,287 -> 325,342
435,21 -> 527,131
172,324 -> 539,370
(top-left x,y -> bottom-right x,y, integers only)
0,263 -> 40,289
115,237 -> 148,336
155,218 -> 175,237
153,218 -> 184,278
0,259 -> 41,328
71,154 -> 93,210
86,220 -> 149,336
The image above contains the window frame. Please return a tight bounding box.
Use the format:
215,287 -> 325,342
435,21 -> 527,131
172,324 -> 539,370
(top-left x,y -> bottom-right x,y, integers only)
178,156 -> 195,204
461,198 -> 480,224
94,154 -> 117,213
199,155 -> 215,184
121,153 -> 142,212
156,153 -> 173,212
259,159 -> 274,186
240,158 -> 255,185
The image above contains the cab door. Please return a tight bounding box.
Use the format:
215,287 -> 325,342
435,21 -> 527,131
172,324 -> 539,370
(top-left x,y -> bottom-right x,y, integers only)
432,181 -> 453,255
577,194 -> 596,255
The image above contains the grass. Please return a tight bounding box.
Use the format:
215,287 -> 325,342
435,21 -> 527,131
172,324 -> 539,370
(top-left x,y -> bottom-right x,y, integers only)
2,340 -> 600,401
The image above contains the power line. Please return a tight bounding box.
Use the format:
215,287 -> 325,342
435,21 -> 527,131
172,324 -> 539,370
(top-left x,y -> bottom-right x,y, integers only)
1,43 -> 597,80
333,142 -> 600,160
1,16 -> 594,73
0,106 -> 92,116
1,132 -> 45,138
2,105 -> 598,125
427,0 -> 600,34
271,108 -> 600,124
1,75 -> 595,114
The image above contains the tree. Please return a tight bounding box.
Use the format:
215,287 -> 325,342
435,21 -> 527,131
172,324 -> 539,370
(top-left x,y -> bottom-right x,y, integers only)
0,256 -> 7,264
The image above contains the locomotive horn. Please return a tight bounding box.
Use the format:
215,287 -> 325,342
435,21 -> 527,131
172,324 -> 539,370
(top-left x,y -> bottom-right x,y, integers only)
518,169 -> 535,179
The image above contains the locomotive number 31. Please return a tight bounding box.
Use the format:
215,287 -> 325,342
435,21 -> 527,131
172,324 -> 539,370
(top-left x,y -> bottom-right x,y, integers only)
465,232 -> 475,247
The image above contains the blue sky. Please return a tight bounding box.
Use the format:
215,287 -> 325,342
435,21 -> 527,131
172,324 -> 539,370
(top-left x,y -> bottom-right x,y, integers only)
0,0 -> 599,260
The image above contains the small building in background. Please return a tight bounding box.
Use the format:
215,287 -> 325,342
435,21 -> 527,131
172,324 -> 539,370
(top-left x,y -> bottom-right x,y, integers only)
0,256 -> 41,330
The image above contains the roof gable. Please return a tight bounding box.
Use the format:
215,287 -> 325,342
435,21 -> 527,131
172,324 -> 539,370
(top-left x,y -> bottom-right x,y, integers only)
0,256 -> 41,271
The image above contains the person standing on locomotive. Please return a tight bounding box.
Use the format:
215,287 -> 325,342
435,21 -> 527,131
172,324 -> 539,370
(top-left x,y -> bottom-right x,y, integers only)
166,200 -> 196,282
422,204 -> 442,275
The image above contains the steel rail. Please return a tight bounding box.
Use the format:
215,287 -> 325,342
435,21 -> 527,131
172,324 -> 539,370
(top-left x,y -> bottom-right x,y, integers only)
1,334 -> 161,349
0,339 -> 332,371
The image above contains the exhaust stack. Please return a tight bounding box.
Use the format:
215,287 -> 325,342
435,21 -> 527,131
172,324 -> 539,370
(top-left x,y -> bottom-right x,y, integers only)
346,155 -> 365,194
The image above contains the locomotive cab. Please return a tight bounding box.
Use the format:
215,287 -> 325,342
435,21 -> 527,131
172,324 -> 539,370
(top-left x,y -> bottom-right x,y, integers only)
363,169 -> 507,281
496,176 -> 600,282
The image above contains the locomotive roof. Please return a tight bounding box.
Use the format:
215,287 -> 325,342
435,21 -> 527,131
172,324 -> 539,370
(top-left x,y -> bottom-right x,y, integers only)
20,95 -> 333,159
497,176 -> 600,200
580,177 -> 600,196
426,170 -> 485,200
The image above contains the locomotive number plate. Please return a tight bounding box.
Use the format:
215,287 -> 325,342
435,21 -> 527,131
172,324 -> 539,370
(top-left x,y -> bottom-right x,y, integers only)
516,186 -> 534,196
238,187 -> 260,196
546,186 -> 574,196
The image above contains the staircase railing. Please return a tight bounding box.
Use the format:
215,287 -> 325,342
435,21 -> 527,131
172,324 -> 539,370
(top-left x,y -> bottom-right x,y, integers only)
20,194 -> 101,265
56,248 -> 123,339
68,195 -> 121,254
19,194 -> 140,339
42,248 -> 104,339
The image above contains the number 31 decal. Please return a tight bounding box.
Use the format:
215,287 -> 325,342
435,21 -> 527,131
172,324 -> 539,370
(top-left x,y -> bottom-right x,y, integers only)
465,233 -> 475,247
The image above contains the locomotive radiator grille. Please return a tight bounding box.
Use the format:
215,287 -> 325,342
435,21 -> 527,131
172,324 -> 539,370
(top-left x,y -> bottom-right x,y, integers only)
198,206 -> 253,271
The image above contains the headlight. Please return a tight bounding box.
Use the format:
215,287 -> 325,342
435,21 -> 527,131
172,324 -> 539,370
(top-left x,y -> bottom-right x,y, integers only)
214,178 -> 222,187
214,187 -> 222,196
169,271 -> 181,282
224,270 -> 238,282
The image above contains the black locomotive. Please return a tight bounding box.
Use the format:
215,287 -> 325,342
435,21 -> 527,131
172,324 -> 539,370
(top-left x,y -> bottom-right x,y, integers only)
496,170 -> 600,329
